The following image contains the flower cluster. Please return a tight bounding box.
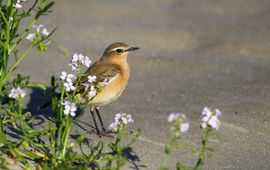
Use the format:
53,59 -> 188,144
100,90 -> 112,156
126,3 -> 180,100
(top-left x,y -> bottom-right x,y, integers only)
13,0 -> 26,9
69,53 -> 91,71
88,86 -> 97,98
9,87 -> 26,99
109,113 -> 134,132
26,24 -> 50,42
60,71 -> 76,92
62,101 -> 77,117
201,107 -> 221,130
83,75 -> 97,98
168,113 -> 189,133
88,75 -> 96,83
101,78 -> 109,87
81,75 -> 100,99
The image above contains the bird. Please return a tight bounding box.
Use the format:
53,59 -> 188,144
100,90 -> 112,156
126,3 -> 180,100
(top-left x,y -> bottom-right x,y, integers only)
77,42 -> 139,134
38,42 -> 139,135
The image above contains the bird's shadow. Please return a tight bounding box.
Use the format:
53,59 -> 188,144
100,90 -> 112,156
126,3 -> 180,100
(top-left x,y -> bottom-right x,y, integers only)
123,147 -> 147,170
25,87 -> 53,125
21,87 -> 144,168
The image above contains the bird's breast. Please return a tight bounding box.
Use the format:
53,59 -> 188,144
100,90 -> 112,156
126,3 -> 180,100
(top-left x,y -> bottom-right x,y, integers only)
89,63 -> 130,106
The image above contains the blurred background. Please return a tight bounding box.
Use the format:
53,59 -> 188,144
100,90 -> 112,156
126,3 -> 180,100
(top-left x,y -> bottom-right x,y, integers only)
19,0 -> 270,169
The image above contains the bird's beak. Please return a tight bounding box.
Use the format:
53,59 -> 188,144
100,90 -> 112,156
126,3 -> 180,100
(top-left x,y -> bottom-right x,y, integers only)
126,47 -> 140,52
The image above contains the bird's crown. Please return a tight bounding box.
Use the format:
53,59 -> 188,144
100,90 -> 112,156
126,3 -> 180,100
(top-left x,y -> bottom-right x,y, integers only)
103,42 -> 139,56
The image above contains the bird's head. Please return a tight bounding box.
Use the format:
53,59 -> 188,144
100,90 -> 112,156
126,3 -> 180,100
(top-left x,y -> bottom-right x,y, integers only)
102,42 -> 139,61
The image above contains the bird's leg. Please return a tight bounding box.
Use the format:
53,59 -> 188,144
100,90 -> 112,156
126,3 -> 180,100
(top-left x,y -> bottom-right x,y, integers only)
95,108 -> 106,132
90,109 -> 100,135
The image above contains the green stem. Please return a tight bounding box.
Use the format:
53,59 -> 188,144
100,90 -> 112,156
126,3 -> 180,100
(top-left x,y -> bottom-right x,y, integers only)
54,90 -> 65,158
0,10 -> 10,93
159,137 -> 177,170
61,116 -> 69,159
193,128 -> 210,170
2,45 -> 33,85
61,116 -> 73,160
0,10 -> 8,25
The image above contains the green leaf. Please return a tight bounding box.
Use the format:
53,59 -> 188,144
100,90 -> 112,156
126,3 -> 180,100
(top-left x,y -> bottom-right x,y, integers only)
51,75 -> 56,88
0,119 -> 8,144
26,83 -> 46,90
164,144 -> 171,155
17,148 -> 48,160
38,42 -> 47,52
176,162 -> 181,170
76,135 -> 85,144
36,1 -> 55,18
191,145 -> 198,153
177,143 -> 184,150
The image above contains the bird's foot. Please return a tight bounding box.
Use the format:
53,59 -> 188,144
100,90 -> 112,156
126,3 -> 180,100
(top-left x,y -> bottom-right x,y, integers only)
100,128 -> 116,137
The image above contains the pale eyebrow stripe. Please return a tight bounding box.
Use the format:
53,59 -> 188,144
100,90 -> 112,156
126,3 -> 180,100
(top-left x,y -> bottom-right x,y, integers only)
109,47 -> 125,52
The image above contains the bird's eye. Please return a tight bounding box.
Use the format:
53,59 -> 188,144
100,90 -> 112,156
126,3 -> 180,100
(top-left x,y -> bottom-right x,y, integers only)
116,49 -> 124,53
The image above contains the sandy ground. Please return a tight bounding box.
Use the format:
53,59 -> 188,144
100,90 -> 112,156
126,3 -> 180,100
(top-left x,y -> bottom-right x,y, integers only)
15,0 -> 270,169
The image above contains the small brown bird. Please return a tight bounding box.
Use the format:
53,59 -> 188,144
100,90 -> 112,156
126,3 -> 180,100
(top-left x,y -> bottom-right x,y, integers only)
38,42 -> 139,134
81,42 -> 139,134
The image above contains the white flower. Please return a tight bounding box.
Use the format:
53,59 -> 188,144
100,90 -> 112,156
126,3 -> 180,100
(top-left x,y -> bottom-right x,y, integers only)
202,107 -> 212,117
88,86 -> 97,98
83,56 -> 91,67
41,28 -> 50,36
60,71 -> 67,80
69,63 -> 78,71
66,73 -> 76,83
201,107 -> 221,130
13,0 -> 26,9
108,122 -> 118,132
201,122 -> 207,129
180,122 -> 189,133
9,17 -> 14,21
208,115 -> 220,130
9,87 -> 26,99
114,113 -> 121,122
72,53 -> 79,62
26,33 -> 35,41
108,113 -> 134,132
82,82 -> 90,89
102,78 -> 109,87
69,54 -> 80,71
70,53 -> 92,70
63,101 -> 77,117
215,109 -> 222,117
60,72 -> 76,82
78,54 -> 84,62
78,54 -> 91,67
118,113 -> 133,124
87,75 -> 96,83
33,24 -> 44,33
127,114 -> 134,123
121,114 -> 129,124
64,82 -> 75,92
13,3 -> 22,9
167,113 -> 189,133
60,72 -> 76,92
167,113 -> 180,122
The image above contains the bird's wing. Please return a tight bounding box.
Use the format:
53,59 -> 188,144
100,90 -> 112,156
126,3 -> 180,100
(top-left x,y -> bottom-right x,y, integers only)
78,61 -> 121,91
85,61 -> 120,82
